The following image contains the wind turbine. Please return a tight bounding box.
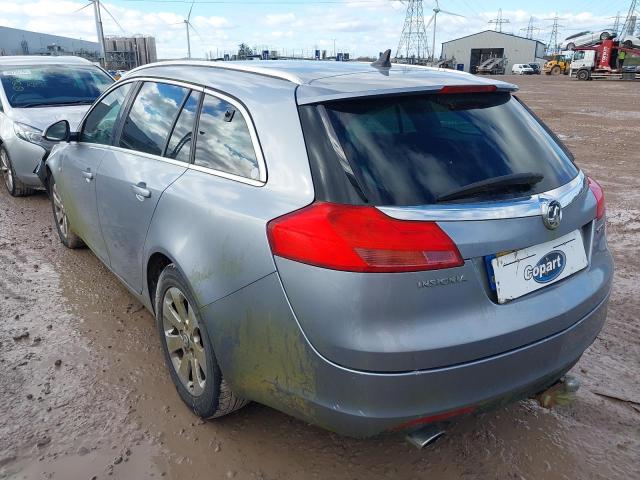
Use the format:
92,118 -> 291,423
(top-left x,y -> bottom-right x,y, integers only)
172,0 -> 202,58
171,1 -> 202,59
182,1 -> 198,59
428,0 -> 465,63
75,0 -> 125,65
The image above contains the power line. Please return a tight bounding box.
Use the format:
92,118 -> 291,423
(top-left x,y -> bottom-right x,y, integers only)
544,14 -> 565,55
520,16 -> 540,39
611,11 -> 622,35
396,0 -> 430,62
488,8 -> 510,33
619,0 -> 638,35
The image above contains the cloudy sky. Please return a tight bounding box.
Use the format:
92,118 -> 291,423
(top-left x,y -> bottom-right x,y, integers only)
0,0 -> 631,59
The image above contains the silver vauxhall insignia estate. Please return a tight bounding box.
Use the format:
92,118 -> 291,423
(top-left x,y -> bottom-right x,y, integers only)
42,59 -> 613,438
0,56 -> 113,196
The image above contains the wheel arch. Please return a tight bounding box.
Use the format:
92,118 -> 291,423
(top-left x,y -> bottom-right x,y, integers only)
146,249 -> 179,314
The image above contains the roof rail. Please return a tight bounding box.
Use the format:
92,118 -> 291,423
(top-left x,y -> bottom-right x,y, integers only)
126,60 -> 304,85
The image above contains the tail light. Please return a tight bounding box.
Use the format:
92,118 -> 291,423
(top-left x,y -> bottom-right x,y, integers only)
439,85 -> 497,94
588,177 -> 605,220
267,202 -> 463,273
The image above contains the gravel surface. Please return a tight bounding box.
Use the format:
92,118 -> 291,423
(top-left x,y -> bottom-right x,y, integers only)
0,74 -> 638,480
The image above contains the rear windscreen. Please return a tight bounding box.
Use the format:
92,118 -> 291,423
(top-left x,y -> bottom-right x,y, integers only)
304,92 -> 578,206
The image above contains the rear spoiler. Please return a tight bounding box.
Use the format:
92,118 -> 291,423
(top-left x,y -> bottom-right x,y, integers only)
296,82 -> 518,105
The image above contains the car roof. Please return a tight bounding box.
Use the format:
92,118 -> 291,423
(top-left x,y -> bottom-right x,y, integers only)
565,31 -> 590,40
0,55 -> 95,66
127,60 -> 518,105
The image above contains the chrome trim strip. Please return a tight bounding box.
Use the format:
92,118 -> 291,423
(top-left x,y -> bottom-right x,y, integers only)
587,219 -> 595,264
101,145 -> 189,168
74,144 -> 263,187
125,76 -> 207,92
378,171 -> 586,222
187,164 -> 264,187
125,60 -> 303,85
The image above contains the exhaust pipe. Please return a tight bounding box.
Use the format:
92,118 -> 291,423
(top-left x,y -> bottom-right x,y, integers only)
405,423 -> 446,449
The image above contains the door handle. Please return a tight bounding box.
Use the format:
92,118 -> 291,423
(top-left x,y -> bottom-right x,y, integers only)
81,169 -> 94,182
131,182 -> 151,200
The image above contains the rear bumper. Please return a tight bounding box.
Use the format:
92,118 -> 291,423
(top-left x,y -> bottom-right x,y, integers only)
203,271 -> 609,438
302,293 -> 608,437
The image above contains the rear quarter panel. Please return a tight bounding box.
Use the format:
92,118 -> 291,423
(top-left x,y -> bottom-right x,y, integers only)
141,73 -> 314,308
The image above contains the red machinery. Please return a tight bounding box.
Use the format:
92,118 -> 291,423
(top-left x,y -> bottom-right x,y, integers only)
574,39 -> 640,72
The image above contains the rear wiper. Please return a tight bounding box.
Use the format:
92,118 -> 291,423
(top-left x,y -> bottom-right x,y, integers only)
436,172 -> 544,203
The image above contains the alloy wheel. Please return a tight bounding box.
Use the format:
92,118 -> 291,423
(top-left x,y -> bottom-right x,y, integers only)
0,149 -> 13,192
162,287 -> 207,396
52,182 -> 69,240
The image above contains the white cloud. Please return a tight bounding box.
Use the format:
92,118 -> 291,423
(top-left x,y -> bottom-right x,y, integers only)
269,30 -> 294,39
193,15 -> 231,29
263,12 -> 295,27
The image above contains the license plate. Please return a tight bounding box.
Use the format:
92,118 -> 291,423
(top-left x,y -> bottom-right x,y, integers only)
491,230 -> 588,304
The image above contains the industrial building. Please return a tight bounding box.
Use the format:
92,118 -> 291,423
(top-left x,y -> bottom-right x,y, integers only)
104,35 -> 157,70
441,30 -> 547,73
0,26 -> 100,60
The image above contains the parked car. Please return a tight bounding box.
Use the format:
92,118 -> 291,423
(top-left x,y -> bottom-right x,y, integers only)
560,30 -> 615,50
512,63 -> 535,75
619,33 -> 640,48
43,60 -> 612,438
528,63 -> 541,74
0,56 -> 113,196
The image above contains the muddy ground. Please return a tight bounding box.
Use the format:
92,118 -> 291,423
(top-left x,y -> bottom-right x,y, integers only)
1,75 -> 638,480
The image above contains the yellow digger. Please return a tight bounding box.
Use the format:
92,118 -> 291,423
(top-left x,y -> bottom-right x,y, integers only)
543,54 -> 571,75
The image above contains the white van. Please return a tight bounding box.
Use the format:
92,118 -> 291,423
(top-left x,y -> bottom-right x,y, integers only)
512,64 -> 534,75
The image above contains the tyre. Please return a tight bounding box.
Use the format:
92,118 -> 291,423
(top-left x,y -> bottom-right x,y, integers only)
551,65 -> 561,76
49,176 -> 84,248
566,43 -> 575,51
155,264 -> 248,418
623,40 -> 633,48
577,69 -> 590,81
0,145 -> 35,197
600,31 -> 610,41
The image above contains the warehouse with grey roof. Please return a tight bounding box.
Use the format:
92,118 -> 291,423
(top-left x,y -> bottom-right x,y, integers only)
441,30 -> 547,74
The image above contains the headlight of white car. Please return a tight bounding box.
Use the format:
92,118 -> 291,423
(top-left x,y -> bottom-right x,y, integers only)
13,122 -> 52,150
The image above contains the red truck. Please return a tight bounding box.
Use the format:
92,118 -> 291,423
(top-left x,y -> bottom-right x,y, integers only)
570,39 -> 640,80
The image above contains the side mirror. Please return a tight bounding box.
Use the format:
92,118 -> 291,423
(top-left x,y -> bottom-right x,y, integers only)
44,120 -> 70,142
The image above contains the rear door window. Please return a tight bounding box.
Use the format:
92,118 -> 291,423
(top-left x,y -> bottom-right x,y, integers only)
310,92 -> 578,206
193,94 -> 260,181
119,82 -> 188,156
165,91 -> 200,163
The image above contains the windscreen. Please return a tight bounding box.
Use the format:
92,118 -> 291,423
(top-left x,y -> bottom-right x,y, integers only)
0,65 -> 113,108
320,92 -> 578,206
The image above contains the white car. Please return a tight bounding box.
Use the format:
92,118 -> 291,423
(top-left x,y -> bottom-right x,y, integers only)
0,56 -> 112,196
619,33 -> 640,48
512,63 -> 534,75
560,31 -> 615,50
